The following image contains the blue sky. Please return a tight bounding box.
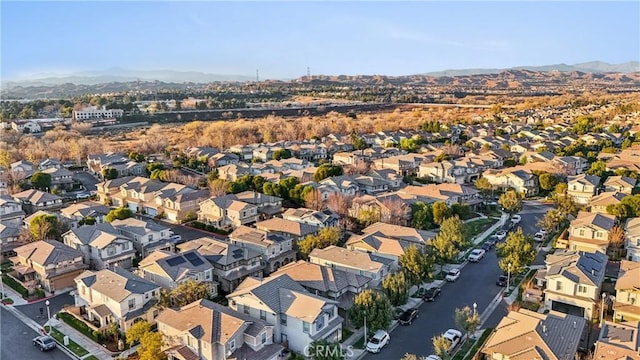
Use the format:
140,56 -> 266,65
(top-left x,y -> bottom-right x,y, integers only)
1,1 -> 639,80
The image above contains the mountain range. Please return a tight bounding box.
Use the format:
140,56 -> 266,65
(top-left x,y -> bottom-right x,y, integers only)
2,61 -> 638,88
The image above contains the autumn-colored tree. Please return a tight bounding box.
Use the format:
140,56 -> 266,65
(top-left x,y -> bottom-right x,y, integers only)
298,227 -> 341,259
380,197 -> 408,225
166,279 -> 212,307
454,306 -> 481,341
348,289 -> 392,337
432,335 -> 452,360
496,228 -> 537,275
432,201 -> 451,225
326,193 -> 353,218
499,190 -> 523,214
608,225 -> 626,260
29,213 -> 60,241
138,331 -> 165,360
125,320 -> 151,346
399,245 -> 433,286
382,271 -> 409,307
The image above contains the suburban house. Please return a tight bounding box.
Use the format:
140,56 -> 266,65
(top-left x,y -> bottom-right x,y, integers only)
95,176 -> 137,205
227,273 -> 343,353
345,222 -> 435,263
399,183 -> 482,208
137,250 -> 217,296
0,194 -> 26,225
255,217 -> 320,241
603,176 -> 637,194
152,187 -> 209,223
73,267 -> 161,332
12,189 -> 64,213
59,202 -> 111,228
556,212 -> 617,254
11,240 -> 88,293
233,191 -> 283,221
87,153 -> 145,178
481,309 -> 586,360
39,166 -> 76,191
272,260 -> 371,310
625,217 -> 640,262
613,260 -> 640,323
349,193 -> 413,227
228,226 -> 297,274
308,245 -> 391,286
177,237 -> 265,293
281,208 -> 340,228
110,217 -> 174,258
62,224 -> 136,270
198,194 -> 259,230
158,299 -> 283,360
554,156 -> 589,176
541,250 -> 608,319
372,154 -> 425,176
567,174 -> 602,205
0,222 -> 22,261
593,321 -> 640,360
482,166 -> 539,196
588,192 -> 627,214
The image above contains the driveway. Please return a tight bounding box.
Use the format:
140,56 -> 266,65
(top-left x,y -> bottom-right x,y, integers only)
1,307 -> 70,360
15,293 -> 75,327
72,171 -> 100,192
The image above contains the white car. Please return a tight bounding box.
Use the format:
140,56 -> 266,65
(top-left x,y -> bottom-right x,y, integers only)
495,230 -> 507,241
511,214 -> 522,224
468,249 -> 486,262
445,268 -> 460,282
426,356 -> 441,360
442,329 -> 463,352
534,232 -> 545,242
366,330 -> 390,353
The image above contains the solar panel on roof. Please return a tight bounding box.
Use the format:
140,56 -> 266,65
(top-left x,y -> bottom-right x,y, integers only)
184,252 -> 205,266
166,257 -> 186,267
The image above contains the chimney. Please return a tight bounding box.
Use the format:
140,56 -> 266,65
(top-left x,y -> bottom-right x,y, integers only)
591,269 -> 595,276
573,321 -> 577,329
542,325 -> 547,334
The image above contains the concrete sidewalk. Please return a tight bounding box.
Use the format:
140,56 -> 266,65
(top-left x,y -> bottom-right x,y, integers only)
51,318 -> 114,360
1,283 -> 29,305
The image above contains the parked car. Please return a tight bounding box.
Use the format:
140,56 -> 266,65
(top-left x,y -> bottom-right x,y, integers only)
495,230 -> 507,241
534,233 -> 545,242
366,330 -> 390,353
423,287 -> 441,301
398,308 -> 420,325
496,274 -> 508,287
426,356 -> 442,360
442,329 -> 463,352
445,268 -> 461,282
511,214 -> 522,224
468,249 -> 486,262
169,234 -> 184,244
486,236 -> 498,246
392,307 -> 405,320
481,242 -> 492,251
33,336 -> 56,352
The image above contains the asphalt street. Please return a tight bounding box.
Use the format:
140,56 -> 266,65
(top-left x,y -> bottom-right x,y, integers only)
15,294 -> 75,327
361,201 -> 553,359
72,171 -> 100,192
0,307 -> 69,360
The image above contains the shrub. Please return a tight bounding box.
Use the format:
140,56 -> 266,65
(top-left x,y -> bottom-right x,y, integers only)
2,275 -> 29,298
58,312 -> 100,342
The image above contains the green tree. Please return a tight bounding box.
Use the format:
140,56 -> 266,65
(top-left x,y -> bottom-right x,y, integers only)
382,271 -> 410,307
498,190 -> 522,214
538,173 -> 559,191
607,203 -> 632,221
432,335 -> 452,360
107,322 -> 120,343
207,169 -> 219,182
475,177 -> 494,199
399,245 -> 433,286
125,320 -> 151,346
297,227 -> 341,259
537,209 -> 566,233
438,215 -> 469,251
29,213 -> 59,241
554,182 -> 568,198
307,340 -> 344,360
450,203 -> 470,220
146,162 -> 164,175
272,148 -> 292,160
496,228 -> 537,275
586,160 -> 609,178
313,164 -> 344,182
102,167 -> 118,180
128,151 -> 145,163
432,232 -> 459,273
573,115 -> 594,135
138,331 -> 165,360
348,289 -> 392,337
454,306 -> 481,341
411,202 -> 434,230
557,196 -> 579,216
30,172 -> 52,191
168,279 -> 211,307
434,153 -> 450,162
432,201 -> 451,225
105,207 -> 134,222
350,131 -> 368,150
399,139 -> 418,153
357,208 -> 381,227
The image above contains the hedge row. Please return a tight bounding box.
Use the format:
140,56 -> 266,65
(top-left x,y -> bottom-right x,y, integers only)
2,275 -> 29,298
57,312 -> 102,342
190,221 -> 231,235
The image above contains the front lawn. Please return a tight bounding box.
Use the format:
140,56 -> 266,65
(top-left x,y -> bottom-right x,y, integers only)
45,326 -> 89,357
353,335 -> 366,349
341,327 -> 353,341
466,218 -> 498,238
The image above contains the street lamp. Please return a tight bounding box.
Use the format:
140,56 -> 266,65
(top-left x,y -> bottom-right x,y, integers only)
507,263 -> 512,292
600,292 -> 607,328
0,270 -> 4,300
45,300 -> 51,334
473,302 -> 478,316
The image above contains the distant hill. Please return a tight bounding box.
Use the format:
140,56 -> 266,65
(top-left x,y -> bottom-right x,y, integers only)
423,61 -> 640,77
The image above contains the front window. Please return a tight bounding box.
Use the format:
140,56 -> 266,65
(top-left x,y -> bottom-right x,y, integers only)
280,314 -> 287,326
128,298 -> 135,309
315,315 -> 325,331
578,285 -> 587,293
556,281 -> 562,291
303,321 -> 310,333
229,339 -> 235,350
261,331 -> 267,344
260,310 -> 266,320
244,305 -> 250,314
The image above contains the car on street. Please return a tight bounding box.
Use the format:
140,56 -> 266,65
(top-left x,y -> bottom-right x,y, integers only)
33,335 -> 56,352
442,329 -> 463,352
398,308 -> 420,325
496,275 -> 508,287
511,214 -> 522,224
486,236 -> 498,246
366,330 -> 390,353
169,234 -> 184,244
481,242 -> 492,251
423,287 -> 441,301
495,230 -> 507,241
468,249 -> 486,262
445,268 -> 460,282
426,356 -> 441,360
534,232 -> 545,242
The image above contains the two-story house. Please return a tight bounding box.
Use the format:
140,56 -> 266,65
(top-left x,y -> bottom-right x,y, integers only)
228,226 -> 296,274
137,250 -> 217,296
399,183 -> 482,208
482,166 -> 539,196
346,222 -> 435,264
603,176 -> 637,195
281,208 -> 340,229
198,194 -> 259,230
272,260 -> 371,311
255,217 -> 320,242
567,174 -> 602,205
11,240 -> 88,293
40,167 -> 76,191
0,194 -> 26,225
613,260 -> 640,323
233,191 -> 283,221
110,217 -> 173,257
227,273 -> 343,353
308,245 -> 391,286
542,250 -> 608,320
588,192 -> 627,214
593,321 -> 640,360
481,309 -> 586,360
625,217 -> 640,262
177,237 -> 265,293
158,299 -> 283,360
96,176 -> 137,205
73,267 -> 161,332
152,187 -> 209,223
59,202 -> 110,229
556,212 -> 617,254
12,189 -> 64,214
62,224 -> 136,270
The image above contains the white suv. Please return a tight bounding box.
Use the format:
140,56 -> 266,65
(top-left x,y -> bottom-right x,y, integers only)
468,249 -> 486,262
366,330 -> 390,353
445,268 -> 461,282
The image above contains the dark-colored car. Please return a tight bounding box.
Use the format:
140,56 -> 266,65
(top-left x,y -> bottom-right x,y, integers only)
496,275 -> 508,287
481,242 -> 492,251
423,287 -> 441,301
398,308 -> 420,325
33,335 -> 56,351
